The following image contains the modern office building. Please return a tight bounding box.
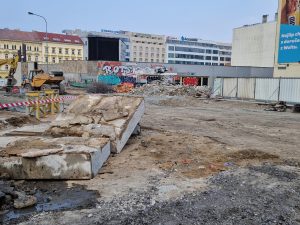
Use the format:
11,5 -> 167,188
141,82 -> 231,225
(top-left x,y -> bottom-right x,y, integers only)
166,36 -> 232,66
125,31 -> 166,63
0,28 -> 83,78
231,15 -> 277,68
63,29 -> 129,61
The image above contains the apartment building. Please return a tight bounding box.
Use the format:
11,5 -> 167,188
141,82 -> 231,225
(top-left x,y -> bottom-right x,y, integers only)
0,28 -> 83,76
126,32 -> 166,63
166,37 -> 232,66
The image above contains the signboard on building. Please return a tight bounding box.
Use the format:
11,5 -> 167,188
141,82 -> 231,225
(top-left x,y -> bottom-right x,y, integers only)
278,0 -> 300,63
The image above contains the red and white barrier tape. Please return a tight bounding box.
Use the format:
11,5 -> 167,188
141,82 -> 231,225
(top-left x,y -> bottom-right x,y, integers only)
0,95 -> 78,109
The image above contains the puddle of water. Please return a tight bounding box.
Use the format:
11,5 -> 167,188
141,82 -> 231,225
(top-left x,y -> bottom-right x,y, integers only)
1,186 -> 99,223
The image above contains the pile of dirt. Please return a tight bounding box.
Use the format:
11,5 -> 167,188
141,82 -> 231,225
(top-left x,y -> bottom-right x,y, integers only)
131,84 -> 211,98
0,115 -> 39,131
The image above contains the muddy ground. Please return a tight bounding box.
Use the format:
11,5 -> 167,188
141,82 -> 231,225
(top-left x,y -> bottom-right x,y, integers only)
1,96 -> 300,224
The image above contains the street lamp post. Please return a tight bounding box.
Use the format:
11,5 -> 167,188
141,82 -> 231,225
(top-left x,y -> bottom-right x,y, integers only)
28,12 -> 48,72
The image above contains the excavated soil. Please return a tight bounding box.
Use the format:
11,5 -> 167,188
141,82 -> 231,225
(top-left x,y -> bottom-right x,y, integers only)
1,96 -> 300,225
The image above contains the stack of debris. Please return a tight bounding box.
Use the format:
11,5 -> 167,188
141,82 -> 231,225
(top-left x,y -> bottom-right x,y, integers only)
0,95 -> 145,180
131,83 -> 211,98
265,101 -> 287,112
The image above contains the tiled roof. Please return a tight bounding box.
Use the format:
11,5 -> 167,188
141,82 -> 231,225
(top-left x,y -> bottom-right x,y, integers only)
0,29 -> 83,45
35,32 -> 83,44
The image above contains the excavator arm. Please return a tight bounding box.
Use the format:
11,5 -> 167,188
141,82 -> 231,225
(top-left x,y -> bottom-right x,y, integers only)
0,55 -> 19,78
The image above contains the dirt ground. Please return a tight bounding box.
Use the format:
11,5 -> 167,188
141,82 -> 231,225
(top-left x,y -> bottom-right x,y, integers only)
1,96 -> 300,224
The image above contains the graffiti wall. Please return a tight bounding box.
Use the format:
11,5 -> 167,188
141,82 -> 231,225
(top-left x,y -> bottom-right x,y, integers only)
97,61 -> 174,85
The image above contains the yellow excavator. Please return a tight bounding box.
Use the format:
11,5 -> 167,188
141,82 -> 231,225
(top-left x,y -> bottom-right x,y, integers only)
0,56 -> 65,94
0,55 -> 19,91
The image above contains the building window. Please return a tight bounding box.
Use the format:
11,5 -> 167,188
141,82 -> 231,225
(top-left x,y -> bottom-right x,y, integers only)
212,56 -> 218,61
133,46 -> 137,51
45,57 -> 48,63
151,53 -> 154,57
139,58 -> 142,62
146,47 -> 149,51
28,55 -> 31,62
156,54 -> 159,58
59,58 -> 62,62
59,48 -> 62,54
45,47 -> 48,53
206,50 -> 212,54
72,49 -> 75,55
35,56 -> 38,62
213,50 -> 219,54
78,49 -> 81,55
156,48 -> 159,52
151,59 -> 154,62
151,47 -> 154,52
205,56 -> 211,60
156,59 -> 159,62
65,58 -> 69,61
139,52 -> 142,57
5,54 -> 8,59
168,53 -> 174,58
5,65 -> 9,70
133,52 -> 137,57
37,47 -> 39,52
52,57 -> 56,63
220,57 -> 224,61
162,59 -> 164,63
226,57 -> 231,61
133,58 -> 137,61
145,53 -> 148,57
139,46 -> 143,51
52,47 -> 56,54
65,49 -> 69,54
145,59 -> 148,62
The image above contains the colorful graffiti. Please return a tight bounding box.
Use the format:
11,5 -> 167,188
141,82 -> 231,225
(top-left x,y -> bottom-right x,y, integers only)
97,61 -> 172,77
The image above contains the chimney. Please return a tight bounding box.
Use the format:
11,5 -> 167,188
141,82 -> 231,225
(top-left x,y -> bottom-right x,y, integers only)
262,14 -> 268,23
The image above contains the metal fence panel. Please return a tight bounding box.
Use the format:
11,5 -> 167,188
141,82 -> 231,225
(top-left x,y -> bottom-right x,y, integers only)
255,78 -> 280,102
237,78 -> 255,99
279,79 -> 300,103
223,78 -> 237,98
213,78 -> 223,96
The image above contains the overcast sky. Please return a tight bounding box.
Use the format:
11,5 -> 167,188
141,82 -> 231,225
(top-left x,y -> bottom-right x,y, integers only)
1,0 -> 278,43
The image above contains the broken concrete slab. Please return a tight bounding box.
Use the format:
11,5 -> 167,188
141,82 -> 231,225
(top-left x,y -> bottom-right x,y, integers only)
47,95 -> 145,153
0,137 -> 110,180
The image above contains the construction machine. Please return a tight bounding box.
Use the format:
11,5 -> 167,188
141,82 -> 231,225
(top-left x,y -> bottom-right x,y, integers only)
0,55 -> 19,91
22,69 -> 65,94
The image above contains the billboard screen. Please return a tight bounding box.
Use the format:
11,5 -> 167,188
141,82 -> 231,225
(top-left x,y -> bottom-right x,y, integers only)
278,0 -> 300,63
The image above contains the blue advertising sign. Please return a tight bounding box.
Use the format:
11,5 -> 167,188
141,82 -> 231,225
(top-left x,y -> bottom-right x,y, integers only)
278,24 -> 300,63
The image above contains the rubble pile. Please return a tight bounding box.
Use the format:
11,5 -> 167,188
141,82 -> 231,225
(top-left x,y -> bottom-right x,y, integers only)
47,94 -> 145,153
131,83 -> 211,98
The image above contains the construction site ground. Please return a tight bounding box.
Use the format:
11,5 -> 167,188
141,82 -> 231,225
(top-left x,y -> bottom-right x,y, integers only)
1,95 -> 300,224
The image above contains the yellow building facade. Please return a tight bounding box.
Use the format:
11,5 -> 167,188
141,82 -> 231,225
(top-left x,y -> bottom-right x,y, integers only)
0,29 -> 83,78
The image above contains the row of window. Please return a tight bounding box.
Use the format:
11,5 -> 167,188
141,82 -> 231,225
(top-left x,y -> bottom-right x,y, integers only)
169,46 -> 220,55
167,40 -> 232,50
133,40 -> 164,45
45,57 -> 81,63
133,46 -> 165,52
45,47 -> 81,55
168,53 -> 220,61
168,60 -> 220,66
133,58 -> 165,63
133,52 -> 165,58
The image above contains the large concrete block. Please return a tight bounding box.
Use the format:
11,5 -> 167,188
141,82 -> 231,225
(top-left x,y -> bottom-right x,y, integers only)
47,95 -> 145,153
0,137 -> 110,180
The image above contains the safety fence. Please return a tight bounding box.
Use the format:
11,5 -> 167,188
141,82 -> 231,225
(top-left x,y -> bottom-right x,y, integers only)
0,90 -> 77,119
213,77 -> 300,104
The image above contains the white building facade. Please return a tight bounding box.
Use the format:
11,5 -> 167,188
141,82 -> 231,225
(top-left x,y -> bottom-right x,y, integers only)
231,19 -> 277,68
166,37 -> 232,66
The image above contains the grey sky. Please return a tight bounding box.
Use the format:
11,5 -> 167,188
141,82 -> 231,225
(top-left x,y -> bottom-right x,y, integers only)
1,0 -> 278,43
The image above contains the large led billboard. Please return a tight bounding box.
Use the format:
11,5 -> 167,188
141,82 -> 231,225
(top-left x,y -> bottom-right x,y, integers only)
278,0 -> 300,63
